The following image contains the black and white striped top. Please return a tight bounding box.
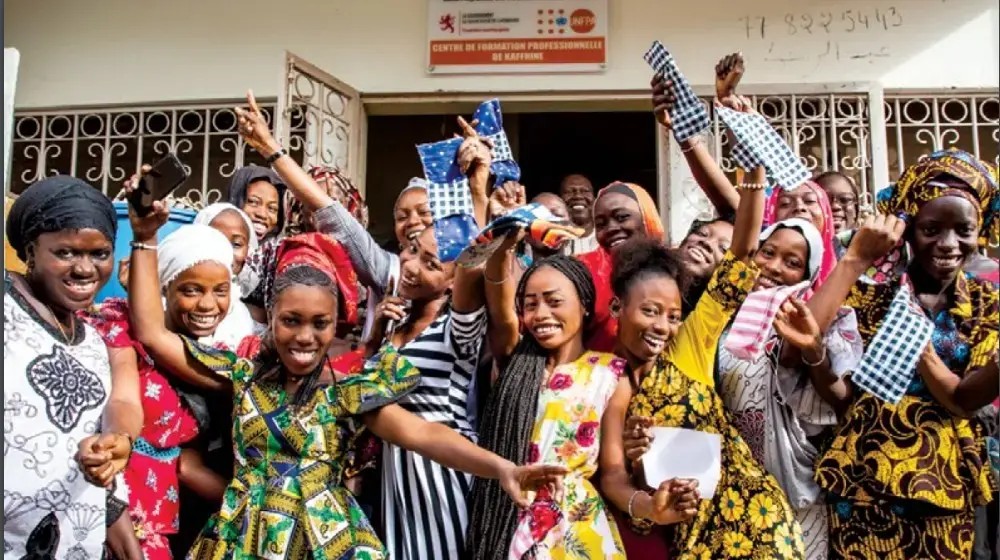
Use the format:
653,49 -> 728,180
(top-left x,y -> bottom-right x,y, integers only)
382,305 -> 488,560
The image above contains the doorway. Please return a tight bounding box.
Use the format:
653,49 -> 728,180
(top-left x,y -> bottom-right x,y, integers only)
364,109 -> 658,248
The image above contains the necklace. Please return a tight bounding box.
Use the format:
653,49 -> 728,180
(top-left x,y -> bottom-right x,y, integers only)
43,301 -> 76,344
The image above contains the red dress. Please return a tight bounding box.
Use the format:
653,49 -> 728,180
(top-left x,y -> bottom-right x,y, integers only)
83,299 -> 202,560
576,249 -> 618,352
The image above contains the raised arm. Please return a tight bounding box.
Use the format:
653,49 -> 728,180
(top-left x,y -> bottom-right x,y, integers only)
729,164 -> 767,260
235,91 -> 395,291
483,234 -> 523,364
125,185 -> 228,392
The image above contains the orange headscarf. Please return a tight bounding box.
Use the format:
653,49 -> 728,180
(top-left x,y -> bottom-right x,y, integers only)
595,182 -> 665,241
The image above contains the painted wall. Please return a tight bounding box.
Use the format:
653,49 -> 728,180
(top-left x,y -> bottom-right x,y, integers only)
4,0 -> 998,109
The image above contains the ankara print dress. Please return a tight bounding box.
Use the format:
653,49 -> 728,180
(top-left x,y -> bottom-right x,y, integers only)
182,339 -> 419,560
628,252 -> 806,560
4,273 -> 111,559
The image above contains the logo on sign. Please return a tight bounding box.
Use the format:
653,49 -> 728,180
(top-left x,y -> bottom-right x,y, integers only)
570,9 -> 596,33
439,14 -> 456,33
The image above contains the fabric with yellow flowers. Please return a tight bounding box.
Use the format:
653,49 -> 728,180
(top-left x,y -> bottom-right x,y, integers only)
628,251 -> 806,559
509,351 -> 627,559
814,270 -> 998,560
183,339 -> 420,560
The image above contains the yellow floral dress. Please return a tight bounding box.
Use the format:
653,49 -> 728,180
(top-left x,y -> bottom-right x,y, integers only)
182,340 -> 419,560
628,251 -> 806,559
509,351 -> 627,560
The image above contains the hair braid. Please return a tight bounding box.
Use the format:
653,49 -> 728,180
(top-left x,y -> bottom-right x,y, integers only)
465,254 -> 595,559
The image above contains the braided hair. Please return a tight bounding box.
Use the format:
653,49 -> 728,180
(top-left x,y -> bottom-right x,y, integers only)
465,254 -> 595,560
251,264 -> 339,407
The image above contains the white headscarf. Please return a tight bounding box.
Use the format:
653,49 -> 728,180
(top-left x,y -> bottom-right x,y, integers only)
159,224 -> 251,349
193,203 -> 260,297
758,217 -> 825,283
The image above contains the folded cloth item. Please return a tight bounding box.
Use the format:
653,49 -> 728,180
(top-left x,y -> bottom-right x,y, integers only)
456,203 -> 583,267
643,40 -> 710,143
852,284 -> 934,403
716,105 -> 811,190
723,280 -> 810,361
836,228 -> 909,285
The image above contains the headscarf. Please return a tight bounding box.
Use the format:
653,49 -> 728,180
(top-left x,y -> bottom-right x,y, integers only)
579,182 -> 664,352
158,224 -> 234,289
877,148 -> 1000,248
227,165 -> 287,240
6,175 -> 117,262
275,233 -> 359,337
763,180 -> 837,287
758,218 -> 825,283
284,166 -> 368,235
595,182 -> 665,242
194,203 -> 260,297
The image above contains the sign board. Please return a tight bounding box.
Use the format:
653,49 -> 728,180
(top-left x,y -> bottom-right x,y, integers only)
427,0 -> 607,74
4,48 -> 19,197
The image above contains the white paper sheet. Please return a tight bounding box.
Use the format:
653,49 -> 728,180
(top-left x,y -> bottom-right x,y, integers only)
641,427 -> 722,499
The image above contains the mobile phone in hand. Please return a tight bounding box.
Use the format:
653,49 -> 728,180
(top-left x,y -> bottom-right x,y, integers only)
127,153 -> 189,217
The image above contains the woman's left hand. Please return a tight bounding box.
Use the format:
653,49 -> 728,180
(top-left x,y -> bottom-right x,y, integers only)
123,168 -> 171,242
76,433 -> 131,488
488,181 -> 526,219
456,116 -> 494,179
498,462 -> 569,508
773,297 -> 823,357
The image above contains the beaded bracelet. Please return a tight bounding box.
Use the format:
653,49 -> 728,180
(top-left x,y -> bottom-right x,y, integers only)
737,182 -> 769,191
628,490 -> 645,519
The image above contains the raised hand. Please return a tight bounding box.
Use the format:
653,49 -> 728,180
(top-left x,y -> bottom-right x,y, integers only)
773,297 -> 823,357
123,166 -> 171,242
488,181 -> 527,219
650,72 -> 675,130
455,116 -> 494,178
715,52 -> 745,109
499,462 -> 569,508
234,90 -> 280,156
845,213 -> 907,265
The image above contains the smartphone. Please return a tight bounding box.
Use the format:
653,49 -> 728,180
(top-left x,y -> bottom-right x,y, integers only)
127,153 -> 189,217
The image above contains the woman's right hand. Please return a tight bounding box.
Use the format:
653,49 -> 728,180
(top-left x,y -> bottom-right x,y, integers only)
105,512 -> 143,560
638,479 -> 701,525
234,90 -> 281,156
845,213 -> 906,264
650,73 -> 675,130
364,279 -> 408,354
488,181 -> 526,220
123,167 -> 170,242
715,52 -> 745,109
623,415 -> 655,470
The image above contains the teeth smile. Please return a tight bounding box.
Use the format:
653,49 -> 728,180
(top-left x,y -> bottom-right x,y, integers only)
534,325 -> 559,336
188,314 -> 219,328
642,334 -> 666,351
65,280 -> 97,295
290,350 -> 317,362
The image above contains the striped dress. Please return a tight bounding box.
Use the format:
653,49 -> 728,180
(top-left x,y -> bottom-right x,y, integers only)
383,306 -> 487,560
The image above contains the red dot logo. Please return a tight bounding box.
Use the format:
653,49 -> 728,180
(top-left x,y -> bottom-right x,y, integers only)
570,9 -> 596,33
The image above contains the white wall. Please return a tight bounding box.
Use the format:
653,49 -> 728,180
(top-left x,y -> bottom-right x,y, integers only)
4,0 -> 998,109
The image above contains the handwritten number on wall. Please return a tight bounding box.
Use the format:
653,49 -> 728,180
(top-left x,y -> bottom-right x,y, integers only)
743,7 -> 902,40
842,11 -> 856,33
818,12 -> 833,33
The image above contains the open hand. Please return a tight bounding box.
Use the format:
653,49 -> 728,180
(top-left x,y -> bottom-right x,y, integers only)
123,167 -> 170,242
456,116 -> 494,178
234,90 -> 280,156
488,181 -> 526,219
715,52 -> 745,109
650,73 -> 675,130
76,433 -> 131,488
845,213 -> 906,265
623,415 -> 655,470
499,462 -> 569,508
773,297 -> 823,357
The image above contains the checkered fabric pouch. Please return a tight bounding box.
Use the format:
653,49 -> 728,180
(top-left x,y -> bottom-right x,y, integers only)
643,40 -> 710,143
852,284 -> 934,404
716,105 -> 811,190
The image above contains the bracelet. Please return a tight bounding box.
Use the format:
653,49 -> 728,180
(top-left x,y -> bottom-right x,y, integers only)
117,432 -> 135,463
801,345 -> 827,367
628,490 -> 645,519
680,137 -> 702,153
130,241 -> 157,251
737,182 -> 769,191
265,148 -> 287,165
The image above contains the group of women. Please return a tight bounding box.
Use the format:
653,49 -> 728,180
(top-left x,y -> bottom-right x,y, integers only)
4,52 -> 998,560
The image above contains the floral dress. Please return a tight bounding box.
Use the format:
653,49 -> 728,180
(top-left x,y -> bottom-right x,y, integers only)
183,339 -> 419,559
82,298 -> 202,559
509,351 -> 627,560
628,252 -> 806,560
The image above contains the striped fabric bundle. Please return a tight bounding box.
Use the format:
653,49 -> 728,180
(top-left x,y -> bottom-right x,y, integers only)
723,280 -> 810,361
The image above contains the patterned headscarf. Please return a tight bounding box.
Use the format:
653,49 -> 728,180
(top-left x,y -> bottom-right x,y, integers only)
275,233 -> 359,337
595,182 -> 665,241
764,180 -> 837,287
877,148 -> 1000,248
284,167 -> 368,235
